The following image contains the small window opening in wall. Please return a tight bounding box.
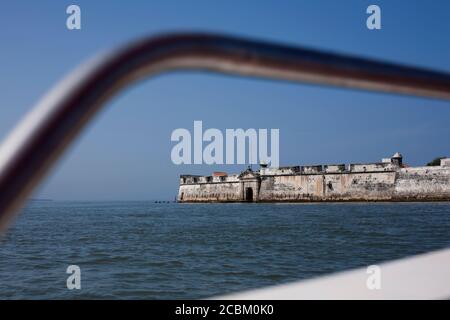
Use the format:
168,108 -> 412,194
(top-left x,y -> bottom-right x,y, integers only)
327,182 -> 333,191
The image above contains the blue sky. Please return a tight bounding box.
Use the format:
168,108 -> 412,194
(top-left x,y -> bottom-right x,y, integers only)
0,1 -> 449,200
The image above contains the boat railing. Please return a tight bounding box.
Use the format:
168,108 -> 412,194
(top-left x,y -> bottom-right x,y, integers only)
0,33 -> 449,298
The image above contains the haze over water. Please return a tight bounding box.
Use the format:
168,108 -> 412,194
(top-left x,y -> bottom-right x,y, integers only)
0,201 -> 449,299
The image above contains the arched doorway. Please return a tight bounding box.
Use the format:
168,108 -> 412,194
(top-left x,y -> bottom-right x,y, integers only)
245,187 -> 253,202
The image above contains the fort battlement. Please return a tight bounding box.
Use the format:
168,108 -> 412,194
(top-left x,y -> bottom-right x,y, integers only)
178,153 -> 450,202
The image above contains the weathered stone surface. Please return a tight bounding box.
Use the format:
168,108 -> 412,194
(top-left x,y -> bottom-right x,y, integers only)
178,155 -> 450,202
393,167 -> 450,201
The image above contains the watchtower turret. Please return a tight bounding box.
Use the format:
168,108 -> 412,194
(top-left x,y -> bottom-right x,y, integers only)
259,161 -> 268,175
391,152 -> 403,167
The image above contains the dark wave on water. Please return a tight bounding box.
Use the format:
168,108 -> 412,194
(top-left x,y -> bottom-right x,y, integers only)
0,201 -> 449,299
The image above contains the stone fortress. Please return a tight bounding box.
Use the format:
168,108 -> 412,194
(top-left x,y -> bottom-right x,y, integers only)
178,153 -> 450,202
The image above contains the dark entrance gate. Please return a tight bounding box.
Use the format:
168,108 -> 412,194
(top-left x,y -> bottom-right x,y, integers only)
245,187 -> 253,202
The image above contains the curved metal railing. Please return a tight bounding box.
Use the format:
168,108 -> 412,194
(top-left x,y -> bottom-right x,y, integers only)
0,33 -> 450,231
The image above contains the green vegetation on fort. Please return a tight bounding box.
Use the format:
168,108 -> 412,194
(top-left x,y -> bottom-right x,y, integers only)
427,157 -> 446,166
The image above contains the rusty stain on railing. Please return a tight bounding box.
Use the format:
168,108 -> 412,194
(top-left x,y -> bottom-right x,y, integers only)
0,33 -> 450,231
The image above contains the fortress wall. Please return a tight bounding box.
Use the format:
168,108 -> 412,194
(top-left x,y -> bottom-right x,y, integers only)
258,171 -> 396,201
178,182 -> 242,202
324,164 -> 346,173
349,163 -> 396,172
324,172 -> 396,200
178,162 -> 450,202
264,167 -> 300,175
393,167 -> 450,200
258,175 -> 324,201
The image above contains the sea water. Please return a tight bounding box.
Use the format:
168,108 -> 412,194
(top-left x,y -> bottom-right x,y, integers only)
0,201 -> 449,299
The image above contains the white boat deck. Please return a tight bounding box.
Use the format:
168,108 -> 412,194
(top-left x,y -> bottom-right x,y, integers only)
215,248 -> 450,300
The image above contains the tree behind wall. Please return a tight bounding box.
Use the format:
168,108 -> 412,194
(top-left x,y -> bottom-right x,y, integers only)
426,157 -> 446,166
